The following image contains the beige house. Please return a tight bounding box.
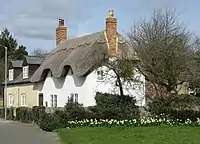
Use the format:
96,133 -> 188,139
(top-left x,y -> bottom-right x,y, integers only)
3,56 -> 44,108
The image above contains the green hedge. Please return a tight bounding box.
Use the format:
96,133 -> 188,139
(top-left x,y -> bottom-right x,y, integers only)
90,92 -> 140,120
15,106 -> 45,123
32,106 -> 46,124
16,107 -> 33,123
0,107 -> 14,120
148,94 -> 200,121
39,113 -> 59,132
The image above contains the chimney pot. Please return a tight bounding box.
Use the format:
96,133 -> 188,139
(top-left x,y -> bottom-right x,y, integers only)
108,9 -> 114,17
58,19 -> 64,26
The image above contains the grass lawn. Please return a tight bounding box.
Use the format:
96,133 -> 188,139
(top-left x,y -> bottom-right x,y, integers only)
58,126 -> 200,144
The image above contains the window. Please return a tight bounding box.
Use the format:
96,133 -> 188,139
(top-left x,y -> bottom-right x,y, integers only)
54,95 -> 57,108
45,101 -> 48,107
9,69 -> 14,81
23,66 -> 29,79
69,93 -> 78,103
9,94 -> 13,106
38,93 -> 43,106
70,94 -> 74,102
75,93 -> 78,102
51,95 -> 53,107
97,70 -> 104,80
50,94 -> 58,108
21,93 -> 26,106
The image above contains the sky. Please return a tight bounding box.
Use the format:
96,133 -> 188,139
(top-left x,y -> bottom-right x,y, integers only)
0,0 -> 200,53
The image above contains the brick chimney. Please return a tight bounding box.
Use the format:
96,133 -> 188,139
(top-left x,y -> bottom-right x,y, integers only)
105,10 -> 117,57
56,19 -> 67,45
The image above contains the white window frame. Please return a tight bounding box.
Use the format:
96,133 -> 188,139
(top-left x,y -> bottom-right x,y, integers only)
9,69 -> 14,81
9,94 -> 13,106
21,93 -> 26,106
23,66 -> 29,79
50,94 -> 58,108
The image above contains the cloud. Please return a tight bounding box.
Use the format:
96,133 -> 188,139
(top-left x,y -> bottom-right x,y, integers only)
0,0 -> 96,40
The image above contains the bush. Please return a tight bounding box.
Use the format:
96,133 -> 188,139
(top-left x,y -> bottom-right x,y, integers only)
7,107 -> 15,120
89,92 -> 140,120
148,94 -> 200,121
39,113 -> 59,132
16,107 -> 33,123
32,106 -> 46,124
0,107 -> 14,120
52,109 -> 69,128
65,99 -> 88,120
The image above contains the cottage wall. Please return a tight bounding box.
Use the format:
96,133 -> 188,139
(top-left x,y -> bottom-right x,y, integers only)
36,66 -> 146,107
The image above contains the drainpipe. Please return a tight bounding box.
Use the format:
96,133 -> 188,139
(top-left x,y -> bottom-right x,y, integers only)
18,88 -> 20,107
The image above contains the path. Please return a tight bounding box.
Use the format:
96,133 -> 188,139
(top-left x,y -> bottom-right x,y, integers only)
0,119 -> 59,144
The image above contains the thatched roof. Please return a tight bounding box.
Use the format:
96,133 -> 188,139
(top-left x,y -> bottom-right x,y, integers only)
31,31 -> 135,83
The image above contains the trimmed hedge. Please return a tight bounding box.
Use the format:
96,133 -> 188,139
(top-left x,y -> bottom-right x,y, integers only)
15,106 -> 46,123
16,107 -> 33,123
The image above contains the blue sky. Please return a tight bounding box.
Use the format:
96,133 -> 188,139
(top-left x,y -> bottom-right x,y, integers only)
0,0 -> 200,53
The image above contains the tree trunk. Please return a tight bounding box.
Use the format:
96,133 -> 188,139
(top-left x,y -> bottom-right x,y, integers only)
117,75 -> 124,96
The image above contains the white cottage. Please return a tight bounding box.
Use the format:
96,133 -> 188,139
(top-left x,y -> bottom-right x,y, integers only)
31,10 -> 146,108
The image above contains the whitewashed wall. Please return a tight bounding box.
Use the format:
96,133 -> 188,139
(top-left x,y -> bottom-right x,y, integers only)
36,66 -> 146,108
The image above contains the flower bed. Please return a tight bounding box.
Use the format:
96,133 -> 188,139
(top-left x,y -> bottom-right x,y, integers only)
67,116 -> 200,128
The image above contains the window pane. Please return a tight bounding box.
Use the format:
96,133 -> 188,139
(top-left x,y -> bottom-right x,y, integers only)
9,95 -> 13,106
75,93 -> 78,102
9,69 -> 13,81
51,95 -> 53,107
23,66 -> 29,79
21,94 -> 26,106
54,95 -> 57,108
70,94 -> 74,102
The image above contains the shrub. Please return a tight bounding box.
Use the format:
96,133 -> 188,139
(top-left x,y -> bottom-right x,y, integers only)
39,113 -> 59,132
148,94 -> 200,121
52,109 -> 69,128
90,92 -> 140,120
32,106 -> 46,124
16,107 -> 33,123
7,107 -> 15,120
0,107 -> 14,120
64,99 -> 88,120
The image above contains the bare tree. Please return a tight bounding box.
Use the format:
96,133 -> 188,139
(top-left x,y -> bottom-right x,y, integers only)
188,40 -> 200,95
127,9 -> 196,97
31,48 -> 48,57
94,48 -> 144,98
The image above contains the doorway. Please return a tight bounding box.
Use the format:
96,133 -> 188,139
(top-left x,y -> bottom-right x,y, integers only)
38,93 -> 44,106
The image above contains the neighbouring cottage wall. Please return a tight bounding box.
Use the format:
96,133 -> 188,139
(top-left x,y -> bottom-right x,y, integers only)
94,66 -> 146,106
6,83 -> 38,108
36,66 -> 146,107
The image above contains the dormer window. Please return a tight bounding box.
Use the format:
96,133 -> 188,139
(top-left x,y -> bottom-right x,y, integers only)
9,69 -> 14,81
23,66 -> 29,79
